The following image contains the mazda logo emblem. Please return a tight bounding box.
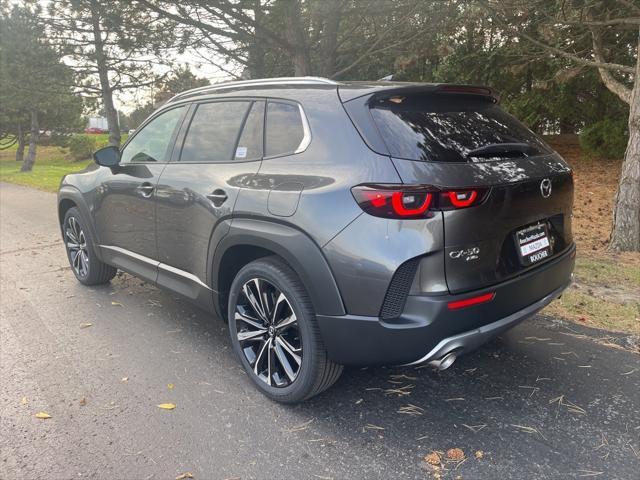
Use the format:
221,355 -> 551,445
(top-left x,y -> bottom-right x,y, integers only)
540,178 -> 552,198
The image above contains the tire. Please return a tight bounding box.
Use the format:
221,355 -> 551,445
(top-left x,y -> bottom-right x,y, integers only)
228,256 -> 343,403
62,207 -> 117,286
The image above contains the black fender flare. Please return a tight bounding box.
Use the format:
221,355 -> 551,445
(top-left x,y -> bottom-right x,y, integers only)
211,217 -> 346,317
57,185 -> 104,261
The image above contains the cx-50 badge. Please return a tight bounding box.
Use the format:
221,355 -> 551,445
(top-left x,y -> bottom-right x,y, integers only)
540,178 -> 552,198
449,247 -> 480,261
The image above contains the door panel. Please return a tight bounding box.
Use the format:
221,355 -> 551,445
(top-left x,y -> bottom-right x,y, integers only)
94,163 -> 167,260
155,161 -> 261,281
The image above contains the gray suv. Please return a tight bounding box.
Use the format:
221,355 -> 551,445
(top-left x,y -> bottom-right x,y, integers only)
58,77 -> 575,403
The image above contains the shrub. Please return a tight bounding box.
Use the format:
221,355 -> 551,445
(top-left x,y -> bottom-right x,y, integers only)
68,134 -> 96,161
580,119 -> 628,159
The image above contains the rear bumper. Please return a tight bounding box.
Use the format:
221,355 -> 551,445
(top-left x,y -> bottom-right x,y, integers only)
316,244 -> 575,366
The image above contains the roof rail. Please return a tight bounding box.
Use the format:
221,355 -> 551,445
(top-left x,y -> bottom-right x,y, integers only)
168,76 -> 339,103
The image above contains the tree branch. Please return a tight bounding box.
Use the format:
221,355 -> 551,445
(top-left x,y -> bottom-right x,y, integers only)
591,27 -> 633,104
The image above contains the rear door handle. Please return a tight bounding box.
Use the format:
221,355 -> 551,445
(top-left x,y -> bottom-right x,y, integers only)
138,182 -> 155,198
207,189 -> 228,205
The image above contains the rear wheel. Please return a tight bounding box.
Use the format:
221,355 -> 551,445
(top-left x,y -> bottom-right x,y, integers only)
228,257 -> 343,403
63,207 -> 117,285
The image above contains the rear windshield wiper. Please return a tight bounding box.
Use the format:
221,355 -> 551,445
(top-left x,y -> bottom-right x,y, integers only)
467,143 -> 541,158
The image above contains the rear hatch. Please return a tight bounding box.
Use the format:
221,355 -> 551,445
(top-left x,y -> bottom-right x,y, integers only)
341,85 -> 574,294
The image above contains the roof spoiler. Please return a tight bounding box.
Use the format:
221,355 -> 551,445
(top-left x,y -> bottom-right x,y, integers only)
369,84 -> 500,104
339,83 -> 500,104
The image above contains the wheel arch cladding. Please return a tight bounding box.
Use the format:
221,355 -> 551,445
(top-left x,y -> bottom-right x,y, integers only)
213,218 -> 346,317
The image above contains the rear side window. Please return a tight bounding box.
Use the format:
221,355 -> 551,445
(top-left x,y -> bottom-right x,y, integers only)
180,101 -> 250,162
235,101 -> 264,160
265,101 -> 305,157
369,94 -> 551,162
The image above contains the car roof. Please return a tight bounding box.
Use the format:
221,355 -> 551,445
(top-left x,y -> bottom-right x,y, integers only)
166,77 -> 499,104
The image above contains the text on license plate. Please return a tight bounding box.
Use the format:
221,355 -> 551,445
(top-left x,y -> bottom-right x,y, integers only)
520,236 -> 550,256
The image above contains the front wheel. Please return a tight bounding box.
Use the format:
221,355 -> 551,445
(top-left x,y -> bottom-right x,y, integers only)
228,257 -> 343,403
63,207 -> 117,285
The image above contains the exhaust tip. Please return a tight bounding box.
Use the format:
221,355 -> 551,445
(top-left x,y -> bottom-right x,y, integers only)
429,351 -> 458,371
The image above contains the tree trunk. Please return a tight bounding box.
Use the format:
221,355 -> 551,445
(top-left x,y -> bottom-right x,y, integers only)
319,0 -> 341,77
609,78 -> 640,251
248,0 -> 265,79
21,111 -> 38,172
15,123 -> 25,162
90,0 -> 120,147
282,0 -> 311,76
608,30 -> 640,252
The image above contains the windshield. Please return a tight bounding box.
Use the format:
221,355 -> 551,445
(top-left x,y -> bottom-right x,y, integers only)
369,94 -> 551,163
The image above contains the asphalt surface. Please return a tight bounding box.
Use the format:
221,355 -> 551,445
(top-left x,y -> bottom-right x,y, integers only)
1,181 -> 639,480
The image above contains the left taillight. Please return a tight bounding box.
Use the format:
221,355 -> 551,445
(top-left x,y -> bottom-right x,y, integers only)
351,184 -> 486,219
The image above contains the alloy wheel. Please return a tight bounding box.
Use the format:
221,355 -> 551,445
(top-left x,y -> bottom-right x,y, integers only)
65,216 -> 89,278
235,278 -> 302,387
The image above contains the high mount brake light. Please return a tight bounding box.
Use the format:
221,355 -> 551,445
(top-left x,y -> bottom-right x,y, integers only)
352,185 -> 486,218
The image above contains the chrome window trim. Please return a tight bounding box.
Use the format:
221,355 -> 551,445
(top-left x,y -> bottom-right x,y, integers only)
294,103 -> 312,154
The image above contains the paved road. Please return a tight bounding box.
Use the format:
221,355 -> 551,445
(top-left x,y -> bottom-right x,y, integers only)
1,182 -> 638,480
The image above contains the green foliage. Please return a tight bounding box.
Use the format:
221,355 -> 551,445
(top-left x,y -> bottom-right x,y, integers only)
0,4 -> 83,137
68,134 -> 97,161
580,119 -> 629,159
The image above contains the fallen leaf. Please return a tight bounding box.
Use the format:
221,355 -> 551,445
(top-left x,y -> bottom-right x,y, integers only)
79,398 -> 87,406
425,451 -> 441,465
35,412 -> 51,419
175,473 -> 193,480
168,383 -> 175,390
21,397 -> 28,405
475,450 -> 484,459
157,403 -> 176,410
111,301 -> 124,307
80,323 -> 93,329
446,448 -> 465,461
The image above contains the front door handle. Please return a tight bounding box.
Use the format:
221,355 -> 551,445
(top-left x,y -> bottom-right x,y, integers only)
138,182 -> 155,198
207,189 -> 228,206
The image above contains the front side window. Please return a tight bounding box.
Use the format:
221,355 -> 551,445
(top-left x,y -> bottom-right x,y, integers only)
120,106 -> 185,163
265,101 -> 305,157
180,101 -> 251,162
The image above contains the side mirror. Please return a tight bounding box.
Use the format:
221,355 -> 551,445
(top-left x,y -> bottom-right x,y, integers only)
93,145 -> 120,167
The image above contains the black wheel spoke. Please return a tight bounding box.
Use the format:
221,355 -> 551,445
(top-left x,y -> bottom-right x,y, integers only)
236,277 -> 302,388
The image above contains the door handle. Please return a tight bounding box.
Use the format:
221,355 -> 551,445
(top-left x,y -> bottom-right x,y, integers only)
138,182 -> 155,198
207,189 -> 228,205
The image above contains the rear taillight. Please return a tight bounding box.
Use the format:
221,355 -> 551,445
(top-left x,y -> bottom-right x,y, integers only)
351,184 -> 486,219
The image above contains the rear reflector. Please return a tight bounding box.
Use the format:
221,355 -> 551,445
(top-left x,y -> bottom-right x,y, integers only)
447,292 -> 495,310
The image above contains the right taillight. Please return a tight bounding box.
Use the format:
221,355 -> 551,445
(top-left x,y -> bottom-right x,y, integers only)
351,184 -> 486,218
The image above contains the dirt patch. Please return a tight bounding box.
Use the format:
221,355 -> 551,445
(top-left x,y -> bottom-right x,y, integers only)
542,136 -> 639,334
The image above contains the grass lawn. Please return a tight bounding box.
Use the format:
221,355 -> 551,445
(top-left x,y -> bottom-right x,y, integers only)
0,133 -> 127,192
0,147 -> 92,192
544,255 -> 639,335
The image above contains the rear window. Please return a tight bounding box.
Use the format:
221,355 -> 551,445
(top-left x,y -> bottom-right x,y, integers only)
370,94 -> 551,162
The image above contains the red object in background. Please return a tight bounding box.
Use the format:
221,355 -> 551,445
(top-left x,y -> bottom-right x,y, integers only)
84,127 -> 107,134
